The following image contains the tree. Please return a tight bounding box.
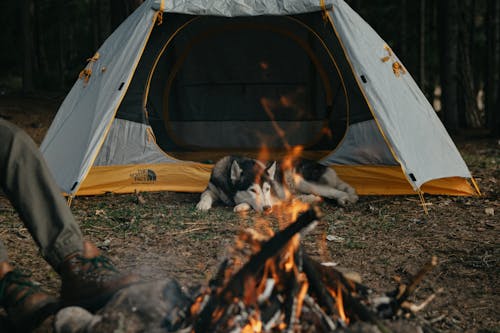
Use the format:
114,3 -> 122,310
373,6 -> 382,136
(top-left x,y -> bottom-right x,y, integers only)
438,0 -> 459,132
486,0 -> 500,136
399,0 -> 408,63
419,0 -> 426,94
22,0 -> 35,93
457,0 -> 482,128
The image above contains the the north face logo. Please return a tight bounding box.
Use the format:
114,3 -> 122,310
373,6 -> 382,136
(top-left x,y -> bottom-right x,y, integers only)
130,169 -> 157,183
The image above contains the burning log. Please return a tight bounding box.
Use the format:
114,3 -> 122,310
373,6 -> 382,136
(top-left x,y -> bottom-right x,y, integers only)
192,207 -> 321,333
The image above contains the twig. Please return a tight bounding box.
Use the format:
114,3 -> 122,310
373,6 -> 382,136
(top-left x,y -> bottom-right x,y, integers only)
401,287 -> 443,313
170,226 -> 214,236
396,256 -> 438,307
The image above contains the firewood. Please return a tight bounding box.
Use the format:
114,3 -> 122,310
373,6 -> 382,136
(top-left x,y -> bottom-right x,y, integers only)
192,207 -> 320,333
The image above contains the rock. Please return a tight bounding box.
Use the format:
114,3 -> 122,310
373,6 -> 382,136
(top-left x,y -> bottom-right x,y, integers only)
54,279 -> 191,333
54,307 -> 100,333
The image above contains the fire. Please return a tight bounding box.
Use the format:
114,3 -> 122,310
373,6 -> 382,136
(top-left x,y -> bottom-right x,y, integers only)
326,285 -> 350,325
281,145 -> 303,171
336,284 -> 349,324
283,235 -> 300,273
295,273 -> 309,319
189,295 -> 204,316
241,313 -> 263,333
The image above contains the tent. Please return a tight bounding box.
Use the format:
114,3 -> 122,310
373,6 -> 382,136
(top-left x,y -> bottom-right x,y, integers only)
40,0 -> 480,198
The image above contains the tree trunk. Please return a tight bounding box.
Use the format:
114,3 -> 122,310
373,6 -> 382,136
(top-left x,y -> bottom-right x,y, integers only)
419,0 -> 426,94
458,0 -> 481,128
22,0 -> 35,93
438,0 -> 459,133
496,78 -> 500,137
56,0 -> 66,89
399,0 -> 408,62
91,0 -> 100,51
486,0 -> 500,136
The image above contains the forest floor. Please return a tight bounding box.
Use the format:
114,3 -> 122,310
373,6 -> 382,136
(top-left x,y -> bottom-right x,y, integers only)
0,95 -> 498,333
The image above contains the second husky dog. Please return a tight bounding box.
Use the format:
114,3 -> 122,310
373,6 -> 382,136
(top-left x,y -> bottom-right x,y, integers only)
266,158 -> 358,206
196,156 -> 274,212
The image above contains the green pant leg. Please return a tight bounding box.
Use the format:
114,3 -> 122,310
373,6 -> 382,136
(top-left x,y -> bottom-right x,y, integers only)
0,119 -> 83,269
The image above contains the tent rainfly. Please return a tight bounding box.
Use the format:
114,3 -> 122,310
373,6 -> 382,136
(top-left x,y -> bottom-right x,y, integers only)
40,0 -> 480,198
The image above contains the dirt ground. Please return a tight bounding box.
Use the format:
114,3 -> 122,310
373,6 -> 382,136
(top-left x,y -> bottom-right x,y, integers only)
0,96 -> 498,333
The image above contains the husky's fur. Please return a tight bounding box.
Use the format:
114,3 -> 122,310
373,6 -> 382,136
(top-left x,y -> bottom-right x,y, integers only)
196,156 -> 274,212
266,158 -> 358,206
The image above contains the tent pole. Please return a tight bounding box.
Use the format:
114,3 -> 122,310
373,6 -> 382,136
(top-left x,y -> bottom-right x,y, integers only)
418,191 -> 429,215
66,195 -> 74,207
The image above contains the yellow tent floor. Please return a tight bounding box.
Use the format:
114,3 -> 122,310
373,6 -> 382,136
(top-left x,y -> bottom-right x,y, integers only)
75,163 -> 478,196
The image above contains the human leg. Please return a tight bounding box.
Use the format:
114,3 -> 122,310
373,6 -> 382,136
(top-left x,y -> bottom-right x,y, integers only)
0,119 -> 83,269
0,120 -> 139,312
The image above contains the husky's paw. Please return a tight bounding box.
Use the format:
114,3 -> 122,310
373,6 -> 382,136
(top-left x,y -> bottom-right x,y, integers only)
196,199 -> 212,211
348,193 -> 359,204
336,193 -> 351,206
297,194 -> 322,204
234,203 -> 251,212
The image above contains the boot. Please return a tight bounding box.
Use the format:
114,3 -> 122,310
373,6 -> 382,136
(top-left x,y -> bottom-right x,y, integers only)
59,241 -> 140,310
0,262 -> 58,332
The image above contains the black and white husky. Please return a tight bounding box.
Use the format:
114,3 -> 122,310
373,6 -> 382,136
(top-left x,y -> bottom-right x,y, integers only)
266,158 -> 359,206
196,156 -> 274,212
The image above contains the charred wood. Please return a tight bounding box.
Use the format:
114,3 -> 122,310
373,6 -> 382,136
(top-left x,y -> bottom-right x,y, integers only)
192,207 -> 320,333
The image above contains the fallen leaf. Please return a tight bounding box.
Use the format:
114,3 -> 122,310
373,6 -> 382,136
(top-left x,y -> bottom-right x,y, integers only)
485,208 -> 495,216
326,234 -> 345,242
95,209 -> 106,216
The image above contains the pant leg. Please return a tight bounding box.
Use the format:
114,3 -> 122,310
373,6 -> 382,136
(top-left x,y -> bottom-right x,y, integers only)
0,119 -> 83,270
0,241 -> 8,262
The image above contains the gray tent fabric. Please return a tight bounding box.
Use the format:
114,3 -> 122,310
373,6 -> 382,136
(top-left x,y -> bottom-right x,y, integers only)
323,120 -> 397,165
93,119 -> 177,166
152,0 -> 334,17
40,3 -> 156,194
40,0 -> 474,196
327,0 -> 471,188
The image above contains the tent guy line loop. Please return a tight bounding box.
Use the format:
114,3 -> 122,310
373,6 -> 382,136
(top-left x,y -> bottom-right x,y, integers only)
78,52 -> 100,84
155,0 -> 165,25
381,45 -> 406,77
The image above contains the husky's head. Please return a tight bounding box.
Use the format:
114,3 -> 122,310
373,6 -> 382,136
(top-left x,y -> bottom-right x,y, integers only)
231,159 -> 276,212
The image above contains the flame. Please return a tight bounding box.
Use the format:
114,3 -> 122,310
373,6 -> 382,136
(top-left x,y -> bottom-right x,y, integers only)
260,97 -> 290,150
189,295 -> 204,316
327,285 -> 350,325
295,273 -> 309,319
242,314 -> 263,333
283,235 -> 300,272
243,275 -> 258,305
336,284 -> 349,324
281,145 -> 303,171
257,144 -> 270,165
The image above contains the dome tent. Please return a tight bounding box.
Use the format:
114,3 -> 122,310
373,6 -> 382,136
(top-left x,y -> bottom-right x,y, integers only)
40,0 -> 479,197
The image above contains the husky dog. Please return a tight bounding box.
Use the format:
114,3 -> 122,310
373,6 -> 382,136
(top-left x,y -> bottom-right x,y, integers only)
266,158 -> 358,206
196,156 -> 274,212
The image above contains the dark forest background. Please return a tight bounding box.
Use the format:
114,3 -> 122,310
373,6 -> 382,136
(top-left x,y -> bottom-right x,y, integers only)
0,0 -> 498,136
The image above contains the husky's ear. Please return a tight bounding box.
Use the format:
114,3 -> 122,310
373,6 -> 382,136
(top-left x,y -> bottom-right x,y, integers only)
266,161 -> 277,180
230,160 -> 243,182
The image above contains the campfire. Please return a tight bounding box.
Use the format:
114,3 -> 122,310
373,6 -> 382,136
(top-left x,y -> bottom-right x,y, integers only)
179,206 -> 437,333
54,204 -> 438,333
